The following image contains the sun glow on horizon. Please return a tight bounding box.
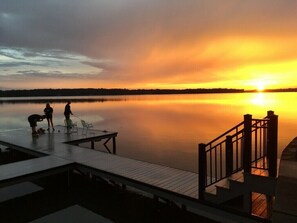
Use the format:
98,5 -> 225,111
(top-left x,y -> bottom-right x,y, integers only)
256,81 -> 265,92
2,35 -> 297,90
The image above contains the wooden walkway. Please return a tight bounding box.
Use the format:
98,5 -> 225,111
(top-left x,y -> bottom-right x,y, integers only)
0,126 -> 269,222
0,126 -> 199,199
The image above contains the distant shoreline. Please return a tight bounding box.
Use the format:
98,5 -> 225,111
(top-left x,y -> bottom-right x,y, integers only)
0,88 -> 297,98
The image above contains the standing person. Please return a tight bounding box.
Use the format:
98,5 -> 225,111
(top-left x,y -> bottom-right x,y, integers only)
28,114 -> 45,135
44,103 -> 54,131
64,101 -> 73,127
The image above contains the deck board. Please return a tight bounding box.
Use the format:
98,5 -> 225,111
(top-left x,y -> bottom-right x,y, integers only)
158,172 -> 196,191
252,192 -> 269,218
157,170 -> 194,186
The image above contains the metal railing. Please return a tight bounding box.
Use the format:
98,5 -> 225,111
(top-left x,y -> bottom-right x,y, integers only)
198,111 -> 278,200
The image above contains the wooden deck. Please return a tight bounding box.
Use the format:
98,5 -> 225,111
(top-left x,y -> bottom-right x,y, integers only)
0,126 -> 270,222
0,126 -> 199,199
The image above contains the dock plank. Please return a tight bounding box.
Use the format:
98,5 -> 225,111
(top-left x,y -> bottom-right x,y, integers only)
157,172 -> 196,192
169,174 -> 198,192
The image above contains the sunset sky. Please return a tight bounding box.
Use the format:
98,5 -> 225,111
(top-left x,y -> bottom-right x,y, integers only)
1,0 -> 297,90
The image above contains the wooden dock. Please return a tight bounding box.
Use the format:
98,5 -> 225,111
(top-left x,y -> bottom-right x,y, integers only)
0,126 -> 199,199
0,126 -> 269,223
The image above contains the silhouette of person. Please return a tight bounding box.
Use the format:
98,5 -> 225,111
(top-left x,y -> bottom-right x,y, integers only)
44,103 -> 54,131
64,101 -> 73,127
28,114 -> 45,135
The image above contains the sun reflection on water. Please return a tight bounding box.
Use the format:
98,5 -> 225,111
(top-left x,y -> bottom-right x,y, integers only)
251,93 -> 265,105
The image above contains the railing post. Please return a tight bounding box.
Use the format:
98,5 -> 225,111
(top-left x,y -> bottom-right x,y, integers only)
199,143 -> 206,200
243,114 -> 252,174
267,110 -> 274,117
264,110 -> 274,157
267,113 -> 278,177
226,135 -> 233,176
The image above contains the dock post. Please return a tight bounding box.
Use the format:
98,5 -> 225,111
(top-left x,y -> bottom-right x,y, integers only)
243,114 -> 252,174
112,136 -> 116,154
226,135 -> 233,176
267,110 -> 274,117
199,143 -> 206,200
267,112 -> 278,177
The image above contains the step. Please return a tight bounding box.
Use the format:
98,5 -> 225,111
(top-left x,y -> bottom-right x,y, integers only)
204,172 -> 245,204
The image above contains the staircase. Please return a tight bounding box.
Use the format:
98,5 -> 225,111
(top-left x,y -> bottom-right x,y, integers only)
198,111 -> 278,218
205,171 -> 245,204
205,170 -> 276,199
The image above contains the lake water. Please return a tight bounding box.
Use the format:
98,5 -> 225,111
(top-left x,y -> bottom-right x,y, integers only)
0,92 -> 296,172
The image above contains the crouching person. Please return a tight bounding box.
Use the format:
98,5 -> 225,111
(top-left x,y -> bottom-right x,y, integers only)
28,114 -> 46,136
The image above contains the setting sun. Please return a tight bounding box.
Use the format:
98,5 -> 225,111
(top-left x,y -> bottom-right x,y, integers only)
256,82 -> 265,92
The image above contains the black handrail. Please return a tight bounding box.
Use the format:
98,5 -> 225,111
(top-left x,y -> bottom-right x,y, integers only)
202,121 -> 245,187
205,121 -> 244,147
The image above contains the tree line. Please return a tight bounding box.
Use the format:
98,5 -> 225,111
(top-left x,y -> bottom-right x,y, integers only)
0,88 -> 245,97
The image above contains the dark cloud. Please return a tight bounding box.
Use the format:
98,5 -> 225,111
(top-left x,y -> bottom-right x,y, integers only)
1,69 -> 101,81
0,62 -> 34,67
1,0 -> 296,56
81,60 -> 121,72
